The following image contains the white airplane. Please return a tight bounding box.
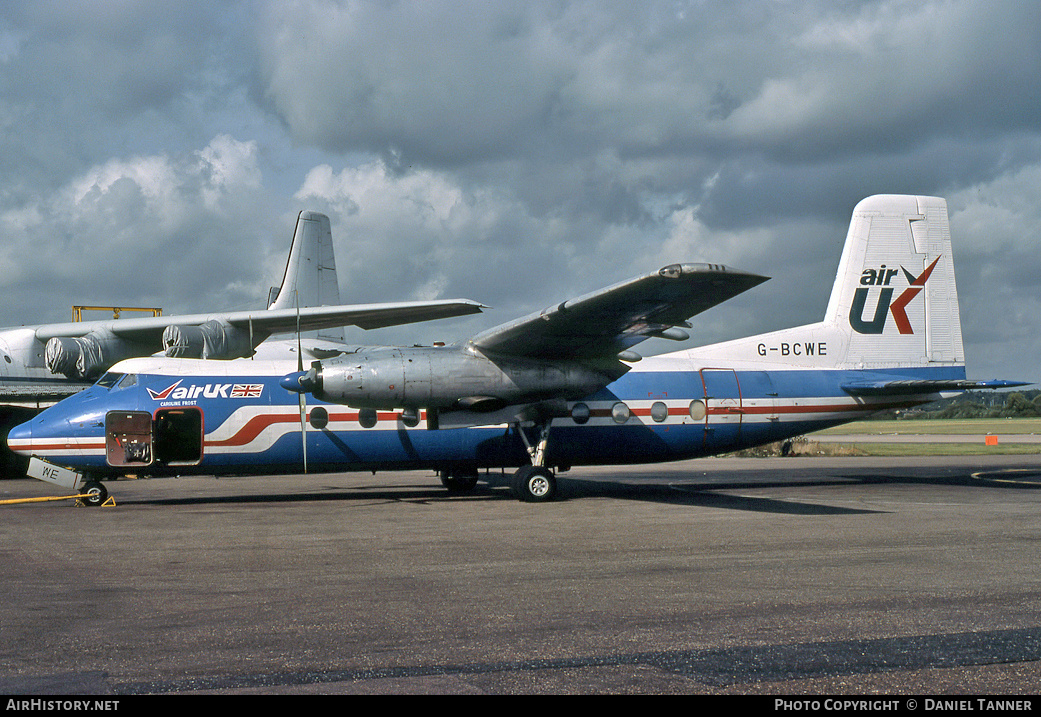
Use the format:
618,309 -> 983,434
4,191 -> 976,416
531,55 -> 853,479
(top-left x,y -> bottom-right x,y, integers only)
0,211 -> 482,474
9,195 -> 1025,505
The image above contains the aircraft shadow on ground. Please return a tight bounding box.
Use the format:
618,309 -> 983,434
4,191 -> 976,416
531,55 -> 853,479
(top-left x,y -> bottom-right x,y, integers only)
113,464 -> 1040,512
118,474 -> 888,515
838,471 -> 1041,489
109,624 -> 1041,694
557,477 -> 884,515
122,483 -> 501,508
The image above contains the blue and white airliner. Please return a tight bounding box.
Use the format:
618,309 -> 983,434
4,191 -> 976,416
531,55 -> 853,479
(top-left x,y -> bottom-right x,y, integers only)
8,195 -> 1024,505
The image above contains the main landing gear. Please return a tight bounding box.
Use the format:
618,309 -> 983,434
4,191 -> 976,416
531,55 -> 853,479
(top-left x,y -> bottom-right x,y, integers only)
511,465 -> 556,502
439,467 -> 480,493
511,421 -> 557,503
436,420 -> 560,503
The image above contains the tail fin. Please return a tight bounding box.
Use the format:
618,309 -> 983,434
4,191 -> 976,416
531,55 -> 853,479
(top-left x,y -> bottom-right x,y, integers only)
823,194 -> 964,368
696,195 -> 969,373
267,211 -> 344,341
692,195 -> 1027,391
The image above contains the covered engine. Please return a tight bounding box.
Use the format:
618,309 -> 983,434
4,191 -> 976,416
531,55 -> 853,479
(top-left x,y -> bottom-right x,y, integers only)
163,320 -> 253,360
45,331 -> 146,380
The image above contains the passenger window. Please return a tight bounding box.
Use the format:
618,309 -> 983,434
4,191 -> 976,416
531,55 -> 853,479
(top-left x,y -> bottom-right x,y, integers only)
651,402 -> 668,423
689,400 -> 706,421
611,402 -> 630,424
571,403 -> 591,425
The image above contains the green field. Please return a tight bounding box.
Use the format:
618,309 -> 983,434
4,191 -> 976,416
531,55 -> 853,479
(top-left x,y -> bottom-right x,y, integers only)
814,418 -> 1041,436
794,418 -> 1041,456
821,442 -> 1041,457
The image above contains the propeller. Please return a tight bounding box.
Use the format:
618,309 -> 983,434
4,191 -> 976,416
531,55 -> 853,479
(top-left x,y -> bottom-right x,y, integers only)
296,292 -> 308,474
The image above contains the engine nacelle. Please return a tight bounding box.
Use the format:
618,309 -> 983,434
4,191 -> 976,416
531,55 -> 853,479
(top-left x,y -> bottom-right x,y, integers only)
163,320 -> 253,360
304,346 -> 612,411
45,331 -> 147,380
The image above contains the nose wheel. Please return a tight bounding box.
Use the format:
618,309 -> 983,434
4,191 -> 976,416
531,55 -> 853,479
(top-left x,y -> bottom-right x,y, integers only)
80,481 -> 109,507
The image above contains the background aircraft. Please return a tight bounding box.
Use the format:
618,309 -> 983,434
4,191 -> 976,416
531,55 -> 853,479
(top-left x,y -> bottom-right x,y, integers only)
9,195 -> 1025,505
0,211 -> 482,475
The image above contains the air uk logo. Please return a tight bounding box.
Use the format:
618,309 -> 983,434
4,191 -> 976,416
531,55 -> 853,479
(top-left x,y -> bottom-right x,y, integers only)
147,380 -> 265,400
849,256 -> 941,335
147,380 -> 183,401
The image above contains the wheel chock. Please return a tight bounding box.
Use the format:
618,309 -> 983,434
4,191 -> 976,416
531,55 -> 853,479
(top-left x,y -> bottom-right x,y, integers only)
74,495 -> 117,508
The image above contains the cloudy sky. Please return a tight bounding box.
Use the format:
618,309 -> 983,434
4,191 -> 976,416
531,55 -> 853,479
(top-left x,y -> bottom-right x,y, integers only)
0,0 -> 1038,383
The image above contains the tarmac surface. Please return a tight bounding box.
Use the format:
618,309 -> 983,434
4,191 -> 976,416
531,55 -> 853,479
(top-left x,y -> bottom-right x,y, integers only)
1,454 -> 1040,696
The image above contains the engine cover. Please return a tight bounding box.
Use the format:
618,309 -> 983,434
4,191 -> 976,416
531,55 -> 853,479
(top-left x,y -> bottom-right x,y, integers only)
45,331 -> 145,380
163,320 -> 253,360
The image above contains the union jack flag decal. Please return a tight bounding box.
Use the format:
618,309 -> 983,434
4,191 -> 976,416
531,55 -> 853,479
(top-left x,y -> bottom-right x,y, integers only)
230,384 -> 264,398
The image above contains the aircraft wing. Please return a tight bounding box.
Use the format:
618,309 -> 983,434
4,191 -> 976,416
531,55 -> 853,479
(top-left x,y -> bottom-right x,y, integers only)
469,263 -> 768,360
33,299 -> 486,343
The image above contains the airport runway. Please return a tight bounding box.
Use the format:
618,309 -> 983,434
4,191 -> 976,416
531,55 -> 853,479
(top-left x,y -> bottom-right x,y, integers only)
1,454 -> 1040,696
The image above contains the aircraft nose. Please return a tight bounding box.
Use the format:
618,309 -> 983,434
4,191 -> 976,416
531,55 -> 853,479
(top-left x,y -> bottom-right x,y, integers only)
6,418 -> 33,456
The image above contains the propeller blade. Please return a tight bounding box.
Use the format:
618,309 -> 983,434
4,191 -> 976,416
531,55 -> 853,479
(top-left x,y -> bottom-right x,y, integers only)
296,291 -> 308,474
299,393 -> 308,474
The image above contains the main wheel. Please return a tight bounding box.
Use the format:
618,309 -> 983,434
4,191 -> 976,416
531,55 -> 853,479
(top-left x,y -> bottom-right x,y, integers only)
440,468 -> 479,493
81,481 -> 108,507
511,466 -> 557,503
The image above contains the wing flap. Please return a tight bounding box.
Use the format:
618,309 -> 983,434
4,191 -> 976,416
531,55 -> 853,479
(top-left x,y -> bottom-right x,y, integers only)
470,263 -> 768,360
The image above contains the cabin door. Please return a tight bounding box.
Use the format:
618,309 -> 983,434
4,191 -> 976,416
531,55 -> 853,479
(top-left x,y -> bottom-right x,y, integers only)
700,369 -> 743,451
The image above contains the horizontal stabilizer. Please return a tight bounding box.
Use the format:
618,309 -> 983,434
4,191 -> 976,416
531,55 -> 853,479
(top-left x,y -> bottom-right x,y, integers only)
841,379 -> 1030,396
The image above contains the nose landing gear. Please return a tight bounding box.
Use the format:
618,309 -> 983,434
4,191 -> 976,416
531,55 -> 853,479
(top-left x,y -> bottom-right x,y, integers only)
81,481 -> 110,507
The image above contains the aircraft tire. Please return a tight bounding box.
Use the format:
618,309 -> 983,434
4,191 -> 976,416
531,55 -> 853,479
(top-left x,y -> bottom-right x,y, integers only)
82,482 -> 108,507
440,468 -> 479,493
511,466 -> 556,503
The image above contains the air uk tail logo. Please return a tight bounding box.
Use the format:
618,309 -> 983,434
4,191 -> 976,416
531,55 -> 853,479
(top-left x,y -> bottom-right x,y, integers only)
849,256 -> 941,335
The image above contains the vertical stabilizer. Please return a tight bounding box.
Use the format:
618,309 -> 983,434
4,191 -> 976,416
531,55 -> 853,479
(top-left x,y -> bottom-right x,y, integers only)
691,195 -> 967,372
268,211 -> 344,341
823,194 -> 964,368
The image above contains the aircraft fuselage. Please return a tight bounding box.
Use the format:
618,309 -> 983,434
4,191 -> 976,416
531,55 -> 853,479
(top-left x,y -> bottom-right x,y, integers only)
7,349 -> 959,479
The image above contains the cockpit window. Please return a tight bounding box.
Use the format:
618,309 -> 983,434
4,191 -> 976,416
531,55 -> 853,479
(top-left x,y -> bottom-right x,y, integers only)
117,374 -> 138,389
95,373 -> 123,389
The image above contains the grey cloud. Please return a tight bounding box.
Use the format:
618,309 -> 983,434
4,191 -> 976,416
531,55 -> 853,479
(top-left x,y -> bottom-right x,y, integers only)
0,0 -> 1038,384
